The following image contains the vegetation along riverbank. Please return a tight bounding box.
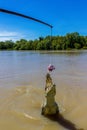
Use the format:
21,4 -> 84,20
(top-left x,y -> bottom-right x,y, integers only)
0,32 -> 87,50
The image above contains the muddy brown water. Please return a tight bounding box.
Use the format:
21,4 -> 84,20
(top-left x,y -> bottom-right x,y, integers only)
0,50 -> 87,130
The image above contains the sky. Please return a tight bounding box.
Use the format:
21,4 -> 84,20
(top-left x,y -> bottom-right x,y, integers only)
0,0 -> 87,41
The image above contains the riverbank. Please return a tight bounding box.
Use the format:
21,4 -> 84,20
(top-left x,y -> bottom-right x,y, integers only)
0,32 -> 87,50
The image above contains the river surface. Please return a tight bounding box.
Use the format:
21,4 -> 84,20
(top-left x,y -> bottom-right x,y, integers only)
0,50 -> 87,130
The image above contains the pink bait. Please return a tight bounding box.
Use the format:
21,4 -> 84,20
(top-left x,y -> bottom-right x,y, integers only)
48,64 -> 55,72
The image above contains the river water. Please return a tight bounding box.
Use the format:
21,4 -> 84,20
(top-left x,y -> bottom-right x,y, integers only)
0,50 -> 87,130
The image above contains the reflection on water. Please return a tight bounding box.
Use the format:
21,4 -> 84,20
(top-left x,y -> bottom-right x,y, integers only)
0,50 -> 87,130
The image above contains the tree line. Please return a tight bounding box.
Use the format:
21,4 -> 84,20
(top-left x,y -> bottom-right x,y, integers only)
0,32 -> 87,50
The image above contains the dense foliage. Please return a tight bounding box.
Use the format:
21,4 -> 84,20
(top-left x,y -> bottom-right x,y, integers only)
0,32 -> 87,50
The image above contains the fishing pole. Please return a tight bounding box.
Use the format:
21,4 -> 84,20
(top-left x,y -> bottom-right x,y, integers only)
0,8 -> 53,43
0,8 -> 53,33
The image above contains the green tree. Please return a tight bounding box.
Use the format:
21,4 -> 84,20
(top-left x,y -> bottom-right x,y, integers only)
65,32 -> 80,49
25,40 -> 33,50
14,39 -> 27,50
32,39 -> 38,50
74,43 -> 81,49
0,42 -> 5,49
5,40 -> 14,49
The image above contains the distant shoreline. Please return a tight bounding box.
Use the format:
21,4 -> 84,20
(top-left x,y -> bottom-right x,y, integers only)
0,32 -> 87,50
